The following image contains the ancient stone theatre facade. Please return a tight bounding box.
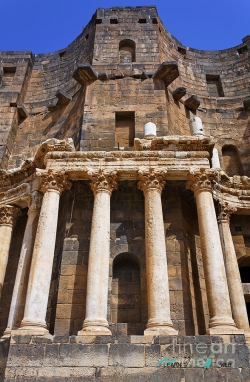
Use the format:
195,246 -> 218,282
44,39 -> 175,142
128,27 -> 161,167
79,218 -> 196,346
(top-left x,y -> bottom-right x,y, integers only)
0,5 -> 250,381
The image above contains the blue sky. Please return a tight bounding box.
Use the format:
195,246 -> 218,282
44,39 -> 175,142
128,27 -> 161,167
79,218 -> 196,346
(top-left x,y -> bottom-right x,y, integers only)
0,0 -> 249,53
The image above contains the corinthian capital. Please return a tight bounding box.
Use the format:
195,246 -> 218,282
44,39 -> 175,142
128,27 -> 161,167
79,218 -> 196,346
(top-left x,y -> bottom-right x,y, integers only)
138,168 -> 167,193
88,169 -> 118,195
37,170 -> 72,194
0,205 -> 21,227
217,202 -> 237,223
186,168 -> 218,196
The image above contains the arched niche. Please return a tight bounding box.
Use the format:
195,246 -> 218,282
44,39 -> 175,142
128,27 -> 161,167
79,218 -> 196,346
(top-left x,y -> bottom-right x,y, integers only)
119,39 -> 136,63
111,252 -> 141,325
222,145 -> 243,176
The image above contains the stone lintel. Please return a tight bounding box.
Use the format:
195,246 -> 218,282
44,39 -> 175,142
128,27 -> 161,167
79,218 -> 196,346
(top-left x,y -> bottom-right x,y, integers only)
172,87 -> 186,100
153,62 -> 179,85
73,64 -> 98,85
184,95 -> 201,110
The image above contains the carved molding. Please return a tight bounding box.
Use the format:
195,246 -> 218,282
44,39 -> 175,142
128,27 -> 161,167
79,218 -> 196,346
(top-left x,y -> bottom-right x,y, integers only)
217,202 -> 237,223
0,205 -> 21,226
88,169 -> 118,195
186,168 -> 219,195
138,168 -> 167,193
0,138 -> 75,191
37,170 -> 72,194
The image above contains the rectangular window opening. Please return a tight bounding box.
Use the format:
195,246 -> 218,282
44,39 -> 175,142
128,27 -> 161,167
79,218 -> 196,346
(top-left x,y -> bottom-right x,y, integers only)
95,19 -> 102,25
138,18 -> 147,24
115,111 -> 135,148
238,46 -> 248,55
59,51 -> 66,59
206,74 -> 225,97
178,46 -> 186,55
85,33 -> 89,40
110,18 -> 118,24
3,67 -> 16,77
152,18 -> 158,24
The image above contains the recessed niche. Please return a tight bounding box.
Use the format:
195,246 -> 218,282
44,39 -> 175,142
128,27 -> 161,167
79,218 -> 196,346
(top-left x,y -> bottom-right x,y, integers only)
206,74 -> 224,97
115,111 -> 135,148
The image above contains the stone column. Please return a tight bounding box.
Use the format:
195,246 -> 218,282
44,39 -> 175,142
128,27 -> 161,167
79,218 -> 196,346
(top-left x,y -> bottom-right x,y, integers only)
3,192 -> 43,337
78,170 -> 117,336
217,202 -> 249,331
138,169 -> 178,335
0,205 -> 21,298
15,171 -> 71,336
186,169 -> 242,335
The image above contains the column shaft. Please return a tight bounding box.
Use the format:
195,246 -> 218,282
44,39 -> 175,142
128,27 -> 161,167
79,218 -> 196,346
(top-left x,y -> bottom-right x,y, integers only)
218,210 -> 249,331
78,170 -> 117,336
0,206 -> 21,297
3,192 -> 42,336
138,169 -> 177,336
0,225 -> 14,297
14,170 -> 71,336
187,169 -> 242,335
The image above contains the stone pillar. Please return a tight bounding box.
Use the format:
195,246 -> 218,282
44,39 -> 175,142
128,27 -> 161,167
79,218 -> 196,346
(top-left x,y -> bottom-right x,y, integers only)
217,202 -> 249,331
15,171 -> 71,335
186,169 -> 242,335
78,170 -> 117,336
0,205 -> 21,298
3,192 -> 43,337
138,169 -> 178,335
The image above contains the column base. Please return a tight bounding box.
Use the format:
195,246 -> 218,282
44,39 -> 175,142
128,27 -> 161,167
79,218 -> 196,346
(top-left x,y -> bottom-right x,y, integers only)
144,320 -> 178,336
206,326 -> 245,335
11,327 -> 50,336
12,320 -> 49,336
78,326 -> 112,336
78,319 -> 111,336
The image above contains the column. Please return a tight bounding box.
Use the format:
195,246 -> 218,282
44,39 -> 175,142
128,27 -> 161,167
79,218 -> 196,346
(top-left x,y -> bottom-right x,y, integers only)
0,205 -> 21,298
217,202 -> 249,331
3,192 -> 42,337
78,170 -> 117,336
186,169 -> 242,335
138,169 -> 178,335
15,171 -> 71,335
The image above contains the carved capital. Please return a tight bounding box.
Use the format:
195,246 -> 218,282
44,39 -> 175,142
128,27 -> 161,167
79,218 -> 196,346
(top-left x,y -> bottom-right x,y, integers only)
29,191 -> 43,212
138,168 -> 167,194
186,168 -> 218,196
217,202 -> 237,223
0,205 -> 21,227
88,170 -> 118,195
37,170 -> 72,194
